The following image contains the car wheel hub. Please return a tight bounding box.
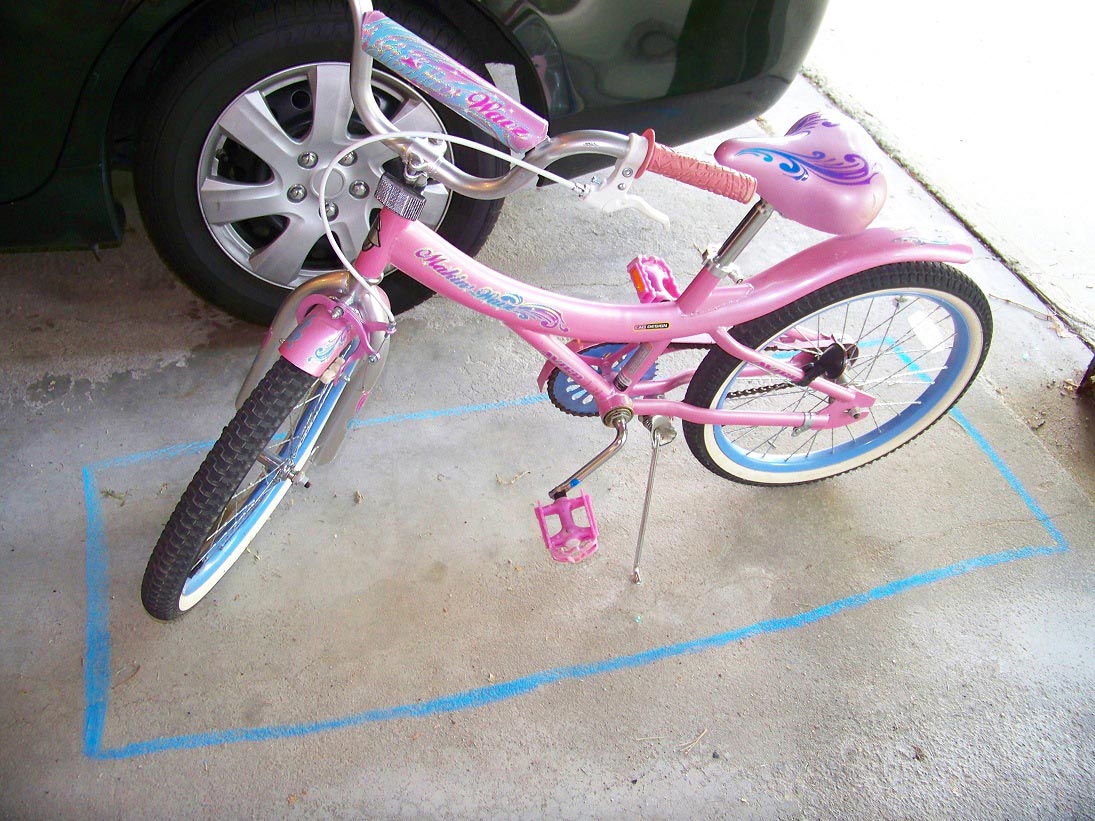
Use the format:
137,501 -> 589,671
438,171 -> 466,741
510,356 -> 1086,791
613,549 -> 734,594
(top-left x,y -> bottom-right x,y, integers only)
197,62 -> 451,290
309,165 -> 346,198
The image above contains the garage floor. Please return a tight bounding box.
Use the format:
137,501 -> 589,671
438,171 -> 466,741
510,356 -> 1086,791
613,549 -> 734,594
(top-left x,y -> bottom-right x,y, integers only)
2,79 -> 1092,816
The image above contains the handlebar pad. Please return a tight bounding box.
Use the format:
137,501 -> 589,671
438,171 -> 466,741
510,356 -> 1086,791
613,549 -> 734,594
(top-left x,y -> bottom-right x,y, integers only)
643,140 -> 756,204
360,12 -> 549,154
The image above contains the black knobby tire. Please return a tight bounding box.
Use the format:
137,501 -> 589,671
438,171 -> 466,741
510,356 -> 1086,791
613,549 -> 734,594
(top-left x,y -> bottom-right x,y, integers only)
134,0 -> 504,324
142,359 -> 317,620
683,262 -> 992,486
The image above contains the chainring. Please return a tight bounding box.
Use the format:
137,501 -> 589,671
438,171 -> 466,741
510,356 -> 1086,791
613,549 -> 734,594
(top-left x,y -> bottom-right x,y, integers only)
547,343 -> 657,417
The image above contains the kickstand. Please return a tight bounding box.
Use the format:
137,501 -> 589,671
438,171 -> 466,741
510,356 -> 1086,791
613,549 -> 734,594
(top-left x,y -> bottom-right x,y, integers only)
632,415 -> 676,584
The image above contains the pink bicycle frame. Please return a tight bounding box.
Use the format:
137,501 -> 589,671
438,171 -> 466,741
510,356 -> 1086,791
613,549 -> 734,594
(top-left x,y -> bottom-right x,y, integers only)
349,206 -> 972,431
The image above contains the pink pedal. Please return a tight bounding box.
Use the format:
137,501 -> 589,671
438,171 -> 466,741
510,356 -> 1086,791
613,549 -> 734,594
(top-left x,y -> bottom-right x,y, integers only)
534,491 -> 599,563
627,255 -> 680,304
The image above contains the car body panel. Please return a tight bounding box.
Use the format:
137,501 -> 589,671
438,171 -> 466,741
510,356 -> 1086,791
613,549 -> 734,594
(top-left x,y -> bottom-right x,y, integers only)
0,0 -> 199,246
0,2 -> 129,202
481,0 -> 824,143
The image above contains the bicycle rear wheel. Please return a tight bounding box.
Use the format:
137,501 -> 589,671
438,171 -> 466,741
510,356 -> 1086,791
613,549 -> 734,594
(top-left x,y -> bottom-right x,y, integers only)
683,262 -> 992,485
142,358 -> 346,619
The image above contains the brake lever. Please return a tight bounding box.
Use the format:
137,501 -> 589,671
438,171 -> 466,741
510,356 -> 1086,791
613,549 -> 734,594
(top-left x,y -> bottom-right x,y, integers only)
579,132 -> 670,228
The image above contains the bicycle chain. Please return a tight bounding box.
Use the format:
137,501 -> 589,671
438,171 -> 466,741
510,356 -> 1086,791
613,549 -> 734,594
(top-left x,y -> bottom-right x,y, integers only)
548,361 -> 797,413
723,380 -> 797,400
547,344 -> 803,412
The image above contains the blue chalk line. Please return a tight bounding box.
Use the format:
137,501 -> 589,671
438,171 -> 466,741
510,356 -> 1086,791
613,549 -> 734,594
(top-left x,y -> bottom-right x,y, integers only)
81,393 -> 1069,759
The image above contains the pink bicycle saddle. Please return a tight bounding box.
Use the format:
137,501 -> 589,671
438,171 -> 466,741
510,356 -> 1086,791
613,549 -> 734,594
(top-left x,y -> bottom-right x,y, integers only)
713,112 -> 887,235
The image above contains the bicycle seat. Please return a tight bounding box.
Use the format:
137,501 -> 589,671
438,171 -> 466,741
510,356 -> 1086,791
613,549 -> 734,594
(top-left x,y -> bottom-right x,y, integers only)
713,112 -> 886,235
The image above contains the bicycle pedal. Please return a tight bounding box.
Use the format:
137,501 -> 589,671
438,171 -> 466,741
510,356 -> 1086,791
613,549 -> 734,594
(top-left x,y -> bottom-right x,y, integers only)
534,491 -> 599,563
628,255 -> 680,304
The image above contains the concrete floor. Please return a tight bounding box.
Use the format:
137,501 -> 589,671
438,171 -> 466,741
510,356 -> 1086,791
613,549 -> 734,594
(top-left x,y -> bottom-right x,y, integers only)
1,79 -> 1093,816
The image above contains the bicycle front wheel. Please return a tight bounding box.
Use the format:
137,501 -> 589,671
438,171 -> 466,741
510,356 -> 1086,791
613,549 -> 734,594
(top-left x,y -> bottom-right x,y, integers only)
142,358 -> 346,619
683,262 -> 992,486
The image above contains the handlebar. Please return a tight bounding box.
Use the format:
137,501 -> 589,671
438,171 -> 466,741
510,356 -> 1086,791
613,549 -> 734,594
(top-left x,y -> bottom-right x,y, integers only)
346,0 -> 756,206
349,0 -> 621,200
639,134 -> 756,204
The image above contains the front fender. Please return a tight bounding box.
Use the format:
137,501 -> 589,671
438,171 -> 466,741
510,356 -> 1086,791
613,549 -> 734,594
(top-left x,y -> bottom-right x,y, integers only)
235,272 -> 393,407
236,273 -> 356,408
234,272 -> 392,466
279,310 -> 351,378
730,227 -> 973,320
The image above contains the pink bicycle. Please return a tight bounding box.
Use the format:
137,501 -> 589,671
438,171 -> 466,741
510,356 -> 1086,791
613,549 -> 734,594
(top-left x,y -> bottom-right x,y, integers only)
142,1 -> 992,620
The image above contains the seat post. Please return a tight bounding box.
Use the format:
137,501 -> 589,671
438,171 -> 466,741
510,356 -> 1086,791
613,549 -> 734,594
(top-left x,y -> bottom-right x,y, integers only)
676,199 -> 773,314
708,199 -> 774,270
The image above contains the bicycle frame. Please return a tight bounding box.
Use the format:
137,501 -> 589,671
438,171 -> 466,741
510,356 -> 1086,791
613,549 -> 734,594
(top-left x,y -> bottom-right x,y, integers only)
141,0 -> 997,622
254,197 -> 973,450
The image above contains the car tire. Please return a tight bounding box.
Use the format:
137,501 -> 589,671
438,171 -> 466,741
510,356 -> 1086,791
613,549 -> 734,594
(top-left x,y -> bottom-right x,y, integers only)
134,0 -> 504,324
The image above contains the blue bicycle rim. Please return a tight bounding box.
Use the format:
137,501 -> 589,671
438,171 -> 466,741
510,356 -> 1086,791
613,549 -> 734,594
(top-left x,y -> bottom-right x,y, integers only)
711,291 -> 974,477
181,371 -> 348,599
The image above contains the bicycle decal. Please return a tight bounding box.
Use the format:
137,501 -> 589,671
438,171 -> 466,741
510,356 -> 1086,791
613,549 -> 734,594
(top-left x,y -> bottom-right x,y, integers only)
282,316 -> 314,351
787,112 -> 839,135
415,248 -> 570,332
310,329 -> 348,365
733,146 -> 876,184
360,12 -> 547,152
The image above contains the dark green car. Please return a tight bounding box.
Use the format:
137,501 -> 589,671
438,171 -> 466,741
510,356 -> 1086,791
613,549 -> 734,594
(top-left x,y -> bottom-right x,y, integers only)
0,0 -> 826,322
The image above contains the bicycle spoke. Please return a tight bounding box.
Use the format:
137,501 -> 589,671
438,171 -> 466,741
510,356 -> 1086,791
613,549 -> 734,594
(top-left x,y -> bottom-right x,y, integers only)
205,485 -> 268,551
783,428 -> 822,462
712,285 -> 970,469
195,377 -> 326,565
858,300 -> 903,386
741,424 -> 788,458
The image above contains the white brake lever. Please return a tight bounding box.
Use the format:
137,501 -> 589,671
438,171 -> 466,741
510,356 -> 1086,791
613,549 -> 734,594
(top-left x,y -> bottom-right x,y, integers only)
579,132 -> 670,229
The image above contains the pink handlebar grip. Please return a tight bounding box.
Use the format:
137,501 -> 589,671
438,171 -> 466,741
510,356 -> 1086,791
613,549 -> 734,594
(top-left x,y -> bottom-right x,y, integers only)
360,11 -> 548,153
644,140 -> 756,204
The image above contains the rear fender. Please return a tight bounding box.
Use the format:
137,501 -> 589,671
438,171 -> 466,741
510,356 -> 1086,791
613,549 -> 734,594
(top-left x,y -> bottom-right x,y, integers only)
733,227 -> 973,319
